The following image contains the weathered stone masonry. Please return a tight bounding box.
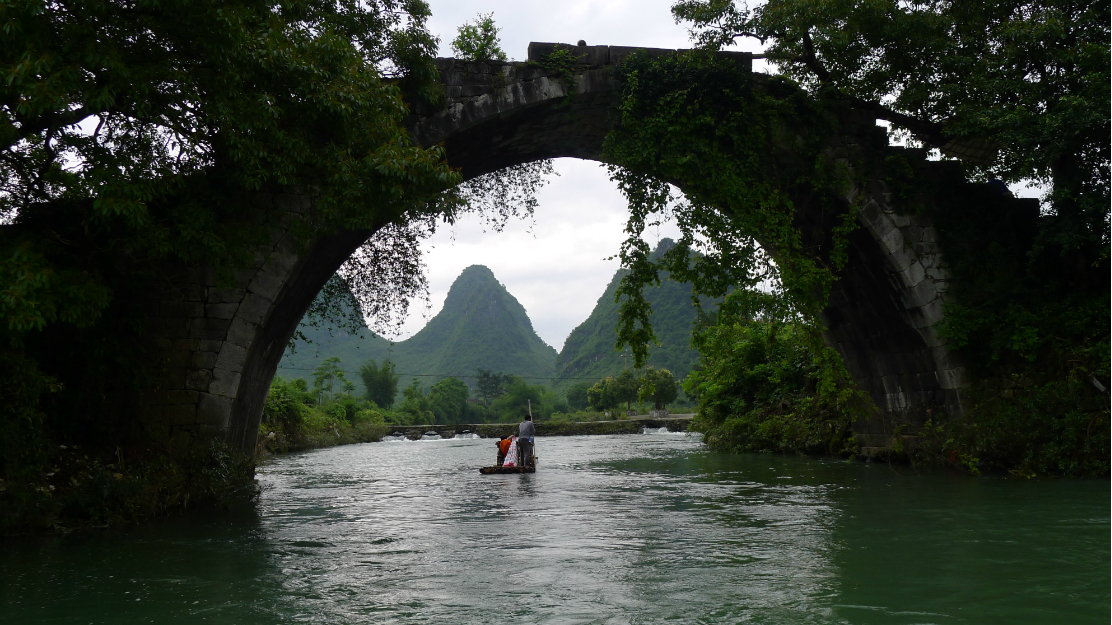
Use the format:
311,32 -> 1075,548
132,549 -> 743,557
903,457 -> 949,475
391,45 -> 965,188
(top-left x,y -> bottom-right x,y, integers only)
134,42 -> 1034,453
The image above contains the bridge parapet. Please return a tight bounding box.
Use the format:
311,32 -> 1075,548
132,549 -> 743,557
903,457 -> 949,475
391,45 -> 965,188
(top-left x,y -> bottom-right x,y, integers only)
413,43 -> 752,175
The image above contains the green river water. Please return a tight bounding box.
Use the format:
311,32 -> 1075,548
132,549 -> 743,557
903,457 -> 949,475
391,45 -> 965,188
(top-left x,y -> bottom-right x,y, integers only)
2,433 -> 1108,624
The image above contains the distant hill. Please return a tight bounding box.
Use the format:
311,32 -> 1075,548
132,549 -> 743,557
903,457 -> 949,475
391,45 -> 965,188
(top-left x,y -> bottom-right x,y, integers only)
553,239 -> 710,394
277,265 -> 558,396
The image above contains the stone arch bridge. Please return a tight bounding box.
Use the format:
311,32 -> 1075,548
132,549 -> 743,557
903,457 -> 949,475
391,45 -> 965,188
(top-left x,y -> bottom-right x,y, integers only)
138,43 -> 1036,453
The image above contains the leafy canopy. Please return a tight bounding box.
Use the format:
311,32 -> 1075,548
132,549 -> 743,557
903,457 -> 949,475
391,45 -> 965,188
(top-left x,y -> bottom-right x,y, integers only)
450,13 -> 507,62
360,359 -> 400,408
673,0 -> 1109,245
1,0 -> 456,332
604,53 -> 858,367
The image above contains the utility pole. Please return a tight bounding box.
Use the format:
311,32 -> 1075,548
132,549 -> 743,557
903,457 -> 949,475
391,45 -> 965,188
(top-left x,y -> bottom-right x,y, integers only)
619,352 -> 631,370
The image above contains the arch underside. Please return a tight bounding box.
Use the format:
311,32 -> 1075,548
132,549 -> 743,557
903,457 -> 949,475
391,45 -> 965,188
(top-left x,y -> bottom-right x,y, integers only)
225,89 -> 958,453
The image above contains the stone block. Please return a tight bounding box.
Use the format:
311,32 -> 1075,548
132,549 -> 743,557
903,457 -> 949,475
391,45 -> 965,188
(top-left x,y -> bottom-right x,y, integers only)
141,299 -> 162,316
935,368 -> 961,390
435,57 -> 455,73
185,368 -> 213,392
901,261 -> 926,287
147,317 -> 189,340
226,317 -> 258,349
460,84 -> 490,97
888,212 -> 912,228
189,317 -> 232,340
160,301 -> 204,318
199,340 -> 223,352
866,179 -> 888,194
209,368 -> 241,398
161,403 -> 198,425
206,303 -> 239,320
152,338 -> 172,351
167,350 -> 192,368
263,249 -> 299,277
237,293 -> 273,325
887,246 -> 915,273
197,394 -> 234,429
166,390 -> 200,405
214,343 -> 248,374
444,70 -> 468,86
171,338 -> 200,352
607,45 -> 672,65
159,367 -> 189,391
247,270 -> 285,301
191,351 -> 219,370
446,85 -> 462,98
232,267 -> 259,287
207,288 -> 246,304
198,423 -> 228,439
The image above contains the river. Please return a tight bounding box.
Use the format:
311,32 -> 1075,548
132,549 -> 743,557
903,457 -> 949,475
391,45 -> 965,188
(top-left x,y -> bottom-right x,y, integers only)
2,433 -> 1108,624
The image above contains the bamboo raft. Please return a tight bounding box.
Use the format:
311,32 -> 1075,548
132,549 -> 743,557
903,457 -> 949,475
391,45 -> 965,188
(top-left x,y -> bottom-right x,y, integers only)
479,456 -> 537,474
479,465 -> 536,474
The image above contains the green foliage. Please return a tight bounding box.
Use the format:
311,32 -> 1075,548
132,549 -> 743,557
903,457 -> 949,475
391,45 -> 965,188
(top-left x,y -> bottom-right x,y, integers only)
640,367 -> 679,409
312,357 -> 347,402
554,239 -> 708,397
427,377 -> 470,423
565,382 -> 592,411
263,377 -> 310,436
488,377 -> 561,422
915,181 -> 1110,476
685,290 -> 863,455
586,377 -> 620,411
586,370 -> 639,412
260,376 -> 387,453
398,379 -> 434,422
2,440 -> 257,534
475,368 -> 509,405
603,51 -> 857,367
674,0 -> 1110,241
538,47 -> 578,77
450,13 -> 507,61
0,0 -> 455,520
360,359 -> 400,408
279,265 -> 558,401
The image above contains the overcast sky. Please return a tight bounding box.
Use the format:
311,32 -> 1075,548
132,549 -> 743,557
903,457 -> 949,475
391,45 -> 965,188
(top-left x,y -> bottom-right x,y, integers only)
392,0 -> 718,351
385,1 -> 1041,351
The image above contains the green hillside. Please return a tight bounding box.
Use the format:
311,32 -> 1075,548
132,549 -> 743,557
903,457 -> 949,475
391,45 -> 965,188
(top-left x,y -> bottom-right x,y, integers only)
277,265 -> 558,395
554,239 -> 710,395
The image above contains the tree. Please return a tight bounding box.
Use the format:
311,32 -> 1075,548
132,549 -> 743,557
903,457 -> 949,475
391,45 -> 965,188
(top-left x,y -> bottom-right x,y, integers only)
640,367 -> 678,410
490,377 -> 556,422
450,13 -> 507,61
615,369 -> 641,412
673,0 -> 1109,273
312,357 -> 346,403
587,377 -> 621,412
428,377 -> 470,424
475,369 -> 509,406
566,382 -> 592,411
398,379 -> 432,422
361,359 -> 400,408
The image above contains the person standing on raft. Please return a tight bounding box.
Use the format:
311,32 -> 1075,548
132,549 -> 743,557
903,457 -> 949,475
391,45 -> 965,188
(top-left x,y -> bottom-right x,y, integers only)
517,414 -> 535,468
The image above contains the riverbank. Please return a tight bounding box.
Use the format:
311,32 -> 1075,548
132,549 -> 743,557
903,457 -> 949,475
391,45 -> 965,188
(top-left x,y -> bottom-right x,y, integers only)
258,416 -> 695,457
385,416 -> 695,440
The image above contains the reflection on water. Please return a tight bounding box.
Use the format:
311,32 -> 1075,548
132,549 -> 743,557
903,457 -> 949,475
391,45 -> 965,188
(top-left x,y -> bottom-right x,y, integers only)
1,434 -> 1107,624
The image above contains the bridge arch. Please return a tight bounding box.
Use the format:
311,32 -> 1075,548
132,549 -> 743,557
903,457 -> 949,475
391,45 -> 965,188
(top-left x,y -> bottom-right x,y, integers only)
141,43 -> 1031,453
